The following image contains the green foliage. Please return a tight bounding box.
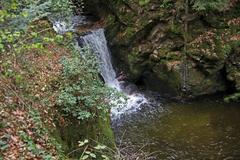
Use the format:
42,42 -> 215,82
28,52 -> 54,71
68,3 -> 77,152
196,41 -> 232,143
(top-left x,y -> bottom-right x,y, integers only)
1,0 -> 72,23
224,92 -> 240,103
0,0 -> 72,53
57,46 -> 117,121
190,0 -> 229,11
0,135 -> 10,152
138,0 -> 150,6
15,109 -> 66,159
160,0 -> 174,9
69,139 -> 112,160
169,21 -> 182,35
221,44 -> 232,56
18,131 -> 55,159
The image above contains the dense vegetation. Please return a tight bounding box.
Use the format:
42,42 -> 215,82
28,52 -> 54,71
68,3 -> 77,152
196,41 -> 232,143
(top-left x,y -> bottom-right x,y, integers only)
0,0 -> 239,159
0,0 -> 116,159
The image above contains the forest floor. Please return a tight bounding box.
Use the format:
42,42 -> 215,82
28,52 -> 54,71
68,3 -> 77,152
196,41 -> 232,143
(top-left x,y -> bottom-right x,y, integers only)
0,20 -> 70,159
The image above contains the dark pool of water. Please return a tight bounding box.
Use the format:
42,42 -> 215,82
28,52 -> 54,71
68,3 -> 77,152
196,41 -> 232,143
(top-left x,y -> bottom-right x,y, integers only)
112,99 -> 240,160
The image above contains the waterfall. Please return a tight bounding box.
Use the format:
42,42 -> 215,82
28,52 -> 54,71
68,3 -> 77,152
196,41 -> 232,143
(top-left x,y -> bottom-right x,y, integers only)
79,29 -> 121,90
79,29 -> 148,118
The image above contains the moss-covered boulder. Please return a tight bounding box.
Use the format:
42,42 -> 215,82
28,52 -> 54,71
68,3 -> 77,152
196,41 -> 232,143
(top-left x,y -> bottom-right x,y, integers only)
105,0 -> 240,99
54,115 -> 115,158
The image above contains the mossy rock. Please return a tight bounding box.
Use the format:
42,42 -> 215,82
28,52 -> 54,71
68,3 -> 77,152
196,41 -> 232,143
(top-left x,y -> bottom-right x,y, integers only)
54,115 -> 115,158
104,0 -> 240,98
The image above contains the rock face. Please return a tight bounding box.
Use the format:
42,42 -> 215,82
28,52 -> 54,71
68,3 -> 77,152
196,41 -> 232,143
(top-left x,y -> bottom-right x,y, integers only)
72,0 -> 107,18
104,0 -> 240,99
226,45 -> 240,91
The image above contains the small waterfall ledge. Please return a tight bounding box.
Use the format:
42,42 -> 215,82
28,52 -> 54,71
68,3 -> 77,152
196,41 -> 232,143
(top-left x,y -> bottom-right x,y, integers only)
78,29 -> 148,118
51,16 -> 150,119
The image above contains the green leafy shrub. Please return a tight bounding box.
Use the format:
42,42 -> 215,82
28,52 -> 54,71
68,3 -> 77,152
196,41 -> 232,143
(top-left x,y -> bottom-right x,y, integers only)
160,0 -> 174,9
57,46 -> 117,121
191,0 -> 229,11
224,92 -> 240,103
0,1 -> 73,158
68,139 -> 119,160
0,0 -> 72,53
77,139 -> 111,160
138,0 -> 150,6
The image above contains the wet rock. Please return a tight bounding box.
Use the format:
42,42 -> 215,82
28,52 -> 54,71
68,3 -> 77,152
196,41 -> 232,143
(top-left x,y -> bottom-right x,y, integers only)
104,0 -> 240,99
226,46 -> 240,91
124,84 -> 139,95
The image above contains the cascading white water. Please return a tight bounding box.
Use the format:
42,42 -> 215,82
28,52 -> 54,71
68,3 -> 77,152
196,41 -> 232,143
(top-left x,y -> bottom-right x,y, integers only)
51,16 -> 88,34
80,29 -> 121,90
79,29 -> 148,118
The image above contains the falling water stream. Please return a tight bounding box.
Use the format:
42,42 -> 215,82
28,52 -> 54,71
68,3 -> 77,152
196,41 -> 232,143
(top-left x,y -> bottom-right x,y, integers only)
78,29 -> 149,118
53,19 -> 240,160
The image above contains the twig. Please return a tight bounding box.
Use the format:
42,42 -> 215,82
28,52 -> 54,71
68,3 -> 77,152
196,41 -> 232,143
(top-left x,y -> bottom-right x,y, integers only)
79,145 -> 89,159
119,130 -> 126,149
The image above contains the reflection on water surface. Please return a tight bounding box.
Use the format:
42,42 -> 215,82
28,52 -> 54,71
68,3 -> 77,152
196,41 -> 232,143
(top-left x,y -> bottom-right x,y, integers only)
113,100 -> 240,159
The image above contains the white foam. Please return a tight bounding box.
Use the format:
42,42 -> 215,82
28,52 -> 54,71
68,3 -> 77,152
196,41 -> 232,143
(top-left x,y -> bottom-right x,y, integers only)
52,16 -> 87,34
79,28 -> 148,118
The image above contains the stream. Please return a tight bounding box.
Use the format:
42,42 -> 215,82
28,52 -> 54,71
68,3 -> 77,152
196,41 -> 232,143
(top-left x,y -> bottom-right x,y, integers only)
113,99 -> 240,159
53,18 -> 240,160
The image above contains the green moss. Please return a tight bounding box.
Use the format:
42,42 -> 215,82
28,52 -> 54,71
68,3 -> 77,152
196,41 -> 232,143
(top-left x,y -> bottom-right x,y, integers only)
153,62 -> 181,94
169,21 -> 182,35
124,27 -> 137,40
54,115 -> 115,159
221,44 -> 232,56
224,92 -> 240,103
127,53 -> 145,79
106,0 -> 240,99
96,114 -> 116,148
138,0 -> 150,6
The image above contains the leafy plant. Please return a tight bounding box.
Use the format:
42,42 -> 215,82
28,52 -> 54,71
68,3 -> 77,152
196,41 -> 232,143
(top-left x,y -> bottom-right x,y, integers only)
18,131 -> 55,159
190,0 -> 229,11
0,135 -> 10,151
68,139 -> 112,160
0,0 -> 72,53
57,46 -> 118,121
224,92 -> 240,103
160,0 -> 174,9
138,0 -> 150,6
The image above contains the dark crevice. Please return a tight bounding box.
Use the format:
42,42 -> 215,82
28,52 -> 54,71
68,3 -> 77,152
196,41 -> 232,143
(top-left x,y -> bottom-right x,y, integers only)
71,0 -> 107,20
135,76 -> 146,88
221,65 -> 236,94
